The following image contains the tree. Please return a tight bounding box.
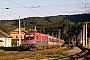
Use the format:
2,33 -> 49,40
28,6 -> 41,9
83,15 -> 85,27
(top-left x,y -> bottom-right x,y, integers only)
0,24 -> 10,33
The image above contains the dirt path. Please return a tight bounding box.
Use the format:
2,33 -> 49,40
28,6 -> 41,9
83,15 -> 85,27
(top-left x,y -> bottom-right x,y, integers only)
17,47 -> 82,60
64,47 -> 82,53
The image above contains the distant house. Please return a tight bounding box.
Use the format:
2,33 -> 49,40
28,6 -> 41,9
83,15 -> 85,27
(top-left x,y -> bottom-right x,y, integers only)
9,28 -> 28,40
0,30 -> 12,47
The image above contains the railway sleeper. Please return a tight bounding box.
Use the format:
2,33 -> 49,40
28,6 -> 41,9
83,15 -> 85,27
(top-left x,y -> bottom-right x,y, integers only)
59,57 -> 70,60
79,52 -> 87,56
73,55 -> 78,58
76,57 -> 85,60
86,55 -> 90,58
36,44 -> 48,50
72,51 -> 88,58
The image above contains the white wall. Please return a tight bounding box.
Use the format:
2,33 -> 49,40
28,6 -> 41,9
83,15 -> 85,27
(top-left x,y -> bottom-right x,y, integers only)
0,37 -> 12,47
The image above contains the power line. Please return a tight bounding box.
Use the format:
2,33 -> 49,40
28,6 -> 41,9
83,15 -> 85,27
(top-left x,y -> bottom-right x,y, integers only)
0,14 -> 13,20
0,3 -> 80,19
31,0 -> 52,15
7,0 -> 85,16
0,3 -> 87,9
78,0 -> 88,13
4,0 -> 90,19
79,0 -> 90,5
6,0 -> 44,16
85,0 -> 87,14
0,7 -> 26,9
40,3 -> 85,7
79,0 -> 85,4
0,7 -> 21,20
7,9 -> 20,16
0,11 -> 16,18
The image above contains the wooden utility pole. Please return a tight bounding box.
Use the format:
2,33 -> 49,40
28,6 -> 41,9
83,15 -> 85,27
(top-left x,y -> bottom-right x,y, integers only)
19,16 -> 21,46
83,25 -> 85,46
85,22 -> 89,46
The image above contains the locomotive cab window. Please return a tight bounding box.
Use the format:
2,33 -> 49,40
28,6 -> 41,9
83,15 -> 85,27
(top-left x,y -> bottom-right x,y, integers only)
25,34 -> 34,40
49,38 -> 52,42
52,39 -> 54,42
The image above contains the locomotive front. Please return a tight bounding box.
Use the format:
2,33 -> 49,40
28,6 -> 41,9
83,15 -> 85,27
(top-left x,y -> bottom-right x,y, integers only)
24,32 -> 36,49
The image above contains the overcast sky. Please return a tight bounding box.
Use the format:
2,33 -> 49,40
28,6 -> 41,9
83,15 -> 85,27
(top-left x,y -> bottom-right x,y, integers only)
0,0 -> 90,20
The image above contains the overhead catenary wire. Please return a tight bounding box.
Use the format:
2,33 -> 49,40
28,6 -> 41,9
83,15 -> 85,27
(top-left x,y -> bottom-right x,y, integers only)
6,9 -> 20,16
79,0 -> 85,4
7,0 -> 86,16
0,11 -> 17,19
78,0 -> 88,13
6,0 -> 44,16
0,7 -> 21,20
85,0 -> 87,14
31,0 -> 52,15
0,3 -> 85,9
78,0 -> 90,5
0,3 -> 86,20
1,0 -> 89,20
0,14 -> 13,20
38,3 -> 87,8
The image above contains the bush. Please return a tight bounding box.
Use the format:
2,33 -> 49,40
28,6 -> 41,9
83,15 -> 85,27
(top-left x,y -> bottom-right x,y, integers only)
12,40 -> 17,46
0,47 -> 18,51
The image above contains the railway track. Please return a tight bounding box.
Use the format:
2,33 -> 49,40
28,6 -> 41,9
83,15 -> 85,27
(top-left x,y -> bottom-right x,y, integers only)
59,46 -> 90,60
0,46 -> 76,60
0,46 -> 72,60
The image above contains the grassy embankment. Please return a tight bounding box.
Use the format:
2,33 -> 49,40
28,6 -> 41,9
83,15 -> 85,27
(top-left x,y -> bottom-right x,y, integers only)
0,47 -> 75,60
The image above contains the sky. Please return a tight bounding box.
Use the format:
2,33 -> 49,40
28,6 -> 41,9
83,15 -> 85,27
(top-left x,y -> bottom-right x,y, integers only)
0,0 -> 90,20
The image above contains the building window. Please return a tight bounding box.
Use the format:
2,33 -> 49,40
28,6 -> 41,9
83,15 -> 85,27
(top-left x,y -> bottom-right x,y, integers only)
16,35 -> 18,38
8,39 -> 10,44
49,38 -> 52,42
20,35 -> 22,38
6,39 -> 7,44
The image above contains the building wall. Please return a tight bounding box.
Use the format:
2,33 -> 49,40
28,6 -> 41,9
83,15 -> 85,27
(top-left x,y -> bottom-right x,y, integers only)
9,28 -> 27,40
5,38 -> 12,47
0,37 -> 12,47
10,34 -> 25,39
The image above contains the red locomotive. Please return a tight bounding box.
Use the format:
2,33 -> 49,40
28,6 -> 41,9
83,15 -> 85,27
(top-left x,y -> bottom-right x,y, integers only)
24,31 -> 64,50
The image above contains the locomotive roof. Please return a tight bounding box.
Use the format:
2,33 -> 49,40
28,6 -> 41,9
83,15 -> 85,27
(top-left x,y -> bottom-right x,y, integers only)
25,31 -> 64,40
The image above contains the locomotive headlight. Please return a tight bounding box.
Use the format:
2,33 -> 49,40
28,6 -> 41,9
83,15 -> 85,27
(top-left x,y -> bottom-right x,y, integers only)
34,42 -> 36,43
24,42 -> 26,44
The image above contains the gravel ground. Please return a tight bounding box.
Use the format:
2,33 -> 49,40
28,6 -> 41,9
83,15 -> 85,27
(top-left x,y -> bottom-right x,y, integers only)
17,47 -> 82,60
17,58 -> 34,60
64,47 -> 82,53
17,58 -> 50,60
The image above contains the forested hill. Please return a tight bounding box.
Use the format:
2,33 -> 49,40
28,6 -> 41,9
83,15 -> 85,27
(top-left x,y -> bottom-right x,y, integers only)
0,14 -> 90,41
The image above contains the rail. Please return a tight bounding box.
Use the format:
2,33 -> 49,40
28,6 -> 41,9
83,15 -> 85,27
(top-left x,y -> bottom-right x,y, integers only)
59,46 -> 90,60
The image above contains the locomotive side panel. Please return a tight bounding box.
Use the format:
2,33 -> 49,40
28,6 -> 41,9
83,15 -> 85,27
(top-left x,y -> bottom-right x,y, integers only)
36,33 -> 48,44
47,35 -> 64,48
24,31 -> 65,50
35,33 -> 48,49
24,32 -> 48,50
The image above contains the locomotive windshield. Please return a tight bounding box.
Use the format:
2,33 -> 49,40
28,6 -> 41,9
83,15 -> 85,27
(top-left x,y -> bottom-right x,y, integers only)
25,34 -> 34,40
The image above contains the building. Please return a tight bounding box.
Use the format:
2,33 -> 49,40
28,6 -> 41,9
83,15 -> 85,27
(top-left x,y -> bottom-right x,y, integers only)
9,28 -> 27,40
0,30 -> 12,47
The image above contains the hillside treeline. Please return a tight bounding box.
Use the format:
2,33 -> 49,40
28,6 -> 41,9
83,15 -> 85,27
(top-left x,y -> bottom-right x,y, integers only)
0,14 -> 90,44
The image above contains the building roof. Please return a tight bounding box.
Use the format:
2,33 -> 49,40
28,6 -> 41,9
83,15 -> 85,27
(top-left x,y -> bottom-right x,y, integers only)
14,28 -> 26,31
9,28 -> 28,34
0,30 -> 12,38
